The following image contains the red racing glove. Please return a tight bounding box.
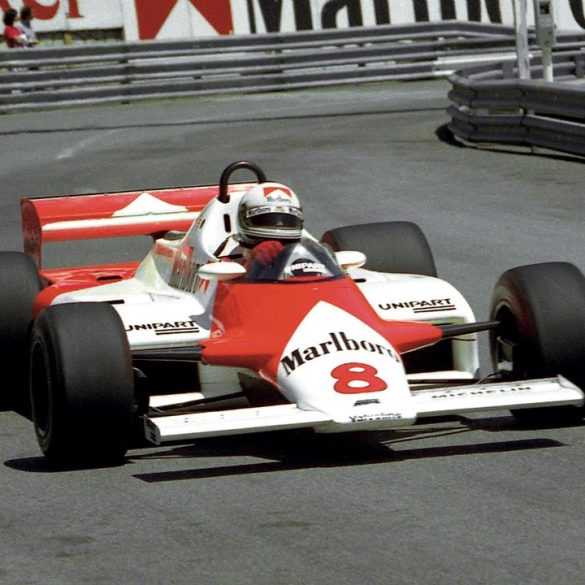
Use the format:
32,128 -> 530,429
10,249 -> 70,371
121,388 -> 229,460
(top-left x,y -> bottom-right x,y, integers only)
251,240 -> 284,266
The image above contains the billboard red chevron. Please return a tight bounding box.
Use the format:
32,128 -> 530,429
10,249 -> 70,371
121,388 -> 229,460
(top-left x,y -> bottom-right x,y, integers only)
134,0 -> 233,39
0,0 -> 81,19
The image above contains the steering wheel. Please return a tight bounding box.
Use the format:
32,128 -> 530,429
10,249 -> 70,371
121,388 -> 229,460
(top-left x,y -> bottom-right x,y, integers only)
218,161 -> 267,204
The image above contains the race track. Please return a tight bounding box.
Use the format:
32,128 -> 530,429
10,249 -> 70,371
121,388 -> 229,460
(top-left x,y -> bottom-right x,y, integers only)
1,80 -> 585,585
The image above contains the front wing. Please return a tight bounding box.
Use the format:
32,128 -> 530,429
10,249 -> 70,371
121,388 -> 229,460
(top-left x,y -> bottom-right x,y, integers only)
144,376 -> 584,445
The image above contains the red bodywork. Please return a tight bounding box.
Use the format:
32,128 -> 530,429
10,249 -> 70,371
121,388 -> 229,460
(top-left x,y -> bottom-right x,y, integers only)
33,263 -> 140,316
21,184 -> 253,315
200,277 -> 443,382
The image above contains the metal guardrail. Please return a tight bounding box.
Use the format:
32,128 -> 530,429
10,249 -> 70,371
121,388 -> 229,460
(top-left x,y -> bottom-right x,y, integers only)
5,20 -> 585,160
0,21 -> 523,113
448,42 -> 585,158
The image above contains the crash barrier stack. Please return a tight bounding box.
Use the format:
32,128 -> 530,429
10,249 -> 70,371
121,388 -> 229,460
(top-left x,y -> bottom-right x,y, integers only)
448,44 -> 585,158
0,21 -> 530,113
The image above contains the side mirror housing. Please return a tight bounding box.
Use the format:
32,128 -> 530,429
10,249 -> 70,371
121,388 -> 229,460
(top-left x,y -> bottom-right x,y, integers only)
198,261 -> 246,281
335,250 -> 367,269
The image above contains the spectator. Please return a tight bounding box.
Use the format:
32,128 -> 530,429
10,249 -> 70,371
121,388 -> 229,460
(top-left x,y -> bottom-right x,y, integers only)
17,6 -> 39,47
3,8 -> 26,48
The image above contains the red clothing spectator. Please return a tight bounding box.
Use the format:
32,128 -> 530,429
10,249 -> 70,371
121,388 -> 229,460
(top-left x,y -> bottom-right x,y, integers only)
3,9 -> 26,48
4,25 -> 25,48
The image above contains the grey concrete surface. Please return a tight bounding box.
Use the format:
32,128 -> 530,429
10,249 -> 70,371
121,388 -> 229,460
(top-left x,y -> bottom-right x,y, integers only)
1,80 -> 585,585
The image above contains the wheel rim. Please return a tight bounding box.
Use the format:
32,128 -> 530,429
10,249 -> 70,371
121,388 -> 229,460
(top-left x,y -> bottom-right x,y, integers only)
493,305 -> 537,380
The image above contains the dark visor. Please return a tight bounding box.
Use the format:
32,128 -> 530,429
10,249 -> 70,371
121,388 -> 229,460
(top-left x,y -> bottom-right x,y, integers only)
249,213 -> 302,229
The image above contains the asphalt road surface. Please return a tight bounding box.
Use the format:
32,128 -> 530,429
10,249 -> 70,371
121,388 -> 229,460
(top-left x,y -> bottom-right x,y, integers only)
1,80 -> 585,585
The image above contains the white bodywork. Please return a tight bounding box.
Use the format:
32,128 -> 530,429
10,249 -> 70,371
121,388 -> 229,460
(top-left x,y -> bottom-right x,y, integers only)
43,187 -> 584,446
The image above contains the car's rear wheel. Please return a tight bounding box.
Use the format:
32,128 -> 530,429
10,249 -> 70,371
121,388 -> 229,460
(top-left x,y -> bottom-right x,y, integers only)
490,262 -> 585,425
320,221 -> 437,276
0,252 -> 43,412
30,302 -> 135,467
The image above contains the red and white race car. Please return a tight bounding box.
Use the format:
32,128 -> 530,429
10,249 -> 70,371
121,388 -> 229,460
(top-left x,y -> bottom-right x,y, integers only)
2,161 -> 585,467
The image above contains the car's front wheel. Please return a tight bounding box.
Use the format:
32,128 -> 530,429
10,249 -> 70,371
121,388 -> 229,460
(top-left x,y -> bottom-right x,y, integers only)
490,262 -> 585,424
30,302 -> 135,467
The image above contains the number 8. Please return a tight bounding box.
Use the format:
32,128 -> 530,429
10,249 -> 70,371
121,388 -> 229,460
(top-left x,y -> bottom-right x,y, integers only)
331,362 -> 387,394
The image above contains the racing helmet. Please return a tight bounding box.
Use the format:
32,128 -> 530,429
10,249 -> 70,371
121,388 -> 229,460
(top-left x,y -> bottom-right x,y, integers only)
237,182 -> 303,246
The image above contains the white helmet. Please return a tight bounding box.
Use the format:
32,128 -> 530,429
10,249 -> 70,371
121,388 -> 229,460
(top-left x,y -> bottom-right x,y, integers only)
237,182 -> 303,246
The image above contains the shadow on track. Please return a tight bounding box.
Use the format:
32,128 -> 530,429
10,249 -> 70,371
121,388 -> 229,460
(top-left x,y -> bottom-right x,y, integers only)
4,415 -> 572,477
128,420 -> 565,482
435,123 -> 585,164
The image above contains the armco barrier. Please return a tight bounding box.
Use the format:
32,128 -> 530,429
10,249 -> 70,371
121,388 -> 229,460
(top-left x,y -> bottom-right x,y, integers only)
448,48 -> 585,158
0,21 -> 527,113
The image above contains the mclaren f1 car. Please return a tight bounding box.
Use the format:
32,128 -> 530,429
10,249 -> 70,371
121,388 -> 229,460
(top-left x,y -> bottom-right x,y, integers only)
2,161 -> 585,467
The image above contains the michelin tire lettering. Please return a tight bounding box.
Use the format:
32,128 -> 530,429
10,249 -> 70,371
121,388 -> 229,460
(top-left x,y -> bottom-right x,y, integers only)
431,385 -> 532,399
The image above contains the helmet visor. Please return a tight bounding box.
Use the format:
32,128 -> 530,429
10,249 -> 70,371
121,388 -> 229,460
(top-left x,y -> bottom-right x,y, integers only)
245,206 -> 303,231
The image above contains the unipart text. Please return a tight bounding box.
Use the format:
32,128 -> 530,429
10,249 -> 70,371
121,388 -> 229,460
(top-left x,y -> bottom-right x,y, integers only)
378,298 -> 455,313
126,321 -> 200,335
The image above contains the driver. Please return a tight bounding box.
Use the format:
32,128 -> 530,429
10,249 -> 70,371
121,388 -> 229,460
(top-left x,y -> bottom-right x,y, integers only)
216,182 -> 304,268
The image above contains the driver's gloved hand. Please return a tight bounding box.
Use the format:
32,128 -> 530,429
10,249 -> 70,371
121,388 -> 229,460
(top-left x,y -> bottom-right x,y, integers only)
251,240 -> 284,266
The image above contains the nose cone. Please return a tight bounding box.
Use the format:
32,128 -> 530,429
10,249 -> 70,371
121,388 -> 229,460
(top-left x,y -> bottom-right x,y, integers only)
274,301 -> 417,423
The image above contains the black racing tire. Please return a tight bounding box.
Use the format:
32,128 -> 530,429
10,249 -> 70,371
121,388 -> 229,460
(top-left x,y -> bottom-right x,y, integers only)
0,252 -> 43,412
490,262 -> 585,425
320,221 -> 437,276
30,302 -> 135,467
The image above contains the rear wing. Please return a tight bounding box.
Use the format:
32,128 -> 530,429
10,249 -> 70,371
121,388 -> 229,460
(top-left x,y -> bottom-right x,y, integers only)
20,184 -> 253,268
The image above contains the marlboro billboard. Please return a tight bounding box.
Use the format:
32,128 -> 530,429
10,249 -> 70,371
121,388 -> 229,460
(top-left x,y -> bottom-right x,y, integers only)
3,0 -> 585,40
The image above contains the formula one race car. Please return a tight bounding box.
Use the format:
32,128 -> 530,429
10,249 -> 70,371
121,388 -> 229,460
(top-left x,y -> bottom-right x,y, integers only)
2,161 -> 585,467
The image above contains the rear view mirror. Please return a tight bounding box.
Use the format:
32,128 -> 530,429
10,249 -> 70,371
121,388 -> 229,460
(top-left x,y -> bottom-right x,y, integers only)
335,250 -> 366,269
198,261 -> 246,281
